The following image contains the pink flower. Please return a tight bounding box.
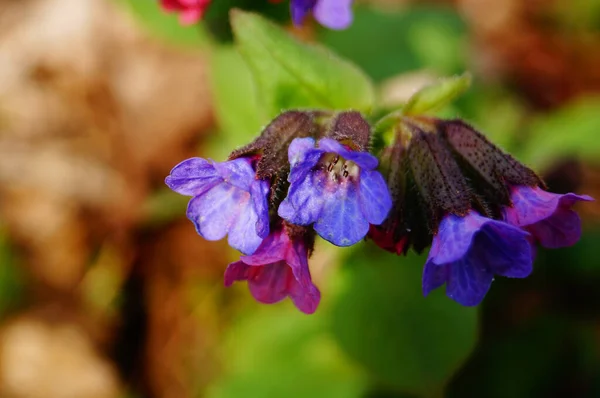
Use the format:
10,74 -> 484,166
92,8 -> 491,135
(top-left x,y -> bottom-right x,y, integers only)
160,0 -> 211,25
224,226 -> 321,314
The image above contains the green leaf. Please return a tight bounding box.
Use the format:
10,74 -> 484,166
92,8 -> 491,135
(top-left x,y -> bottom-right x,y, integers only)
330,246 -> 478,396
319,6 -> 467,82
231,10 -> 375,118
519,97 -> 600,169
207,306 -> 367,398
208,46 -> 265,159
402,73 -> 472,116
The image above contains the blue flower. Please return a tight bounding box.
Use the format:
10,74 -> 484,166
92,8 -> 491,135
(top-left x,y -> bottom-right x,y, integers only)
422,211 -> 533,306
278,138 -> 392,247
290,0 -> 354,30
503,185 -> 593,249
165,157 -> 270,255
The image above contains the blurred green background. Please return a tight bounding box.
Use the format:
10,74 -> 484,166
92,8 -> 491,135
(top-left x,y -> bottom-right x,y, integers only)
0,0 -> 599,397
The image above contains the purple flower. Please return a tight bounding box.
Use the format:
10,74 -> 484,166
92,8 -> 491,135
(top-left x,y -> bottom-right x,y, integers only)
503,185 -> 593,249
224,227 -> 321,314
278,138 -> 392,247
290,0 -> 354,30
422,211 -> 533,306
165,157 -> 269,255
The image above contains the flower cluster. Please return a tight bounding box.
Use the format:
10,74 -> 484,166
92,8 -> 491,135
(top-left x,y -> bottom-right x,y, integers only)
166,111 -> 392,313
369,117 -> 592,306
166,111 -> 592,312
159,0 -> 354,29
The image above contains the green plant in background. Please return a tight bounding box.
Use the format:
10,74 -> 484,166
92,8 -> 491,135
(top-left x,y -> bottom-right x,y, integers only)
123,1 -> 599,397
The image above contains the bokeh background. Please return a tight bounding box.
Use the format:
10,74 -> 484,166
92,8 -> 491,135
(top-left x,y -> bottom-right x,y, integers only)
0,0 -> 599,397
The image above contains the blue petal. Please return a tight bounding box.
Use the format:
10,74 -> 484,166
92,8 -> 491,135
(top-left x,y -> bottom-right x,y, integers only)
186,182 -> 239,241
212,158 -> 255,191
318,138 -> 378,170
359,169 -> 392,224
165,157 -> 221,196
473,223 -> 533,278
445,256 -> 494,306
429,212 -> 489,265
278,171 -> 327,225
290,0 -> 317,25
250,179 -> 270,239
422,262 -> 448,297
288,138 -> 322,184
228,197 -> 264,255
314,181 -> 368,246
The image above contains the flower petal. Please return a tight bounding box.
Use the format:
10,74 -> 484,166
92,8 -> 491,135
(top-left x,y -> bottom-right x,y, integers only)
224,261 -> 250,287
247,262 -> 293,305
239,231 -> 287,266
165,157 -> 221,196
289,282 -> 321,314
428,212 -> 488,265
474,223 -> 532,278
278,171 -> 327,225
444,256 -> 494,306
318,138 -> 378,170
212,157 -> 255,191
422,262 -> 448,297
250,179 -> 270,239
186,183 -> 240,242
359,169 -> 392,224
314,181 -> 368,246
504,186 -> 593,248
227,197 -> 264,255
314,0 -> 354,30
290,0 -> 317,25
527,208 -> 583,248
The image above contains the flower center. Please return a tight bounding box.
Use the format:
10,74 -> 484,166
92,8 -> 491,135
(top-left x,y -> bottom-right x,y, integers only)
318,153 -> 360,181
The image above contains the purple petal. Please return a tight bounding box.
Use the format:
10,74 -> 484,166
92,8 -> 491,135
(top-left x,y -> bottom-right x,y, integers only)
473,223 -> 532,278
425,211 -> 533,306
318,138 -> 378,170
314,0 -> 354,30
278,171 -> 327,225
239,232 -> 287,266
224,261 -> 250,287
165,157 -> 221,196
186,183 -> 239,241
505,186 -> 592,227
247,261 -> 292,305
527,208 -> 583,249
358,169 -> 392,224
288,138 -> 322,184
290,0 -> 318,25
314,181 -> 368,246
212,158 -> 255,191
444,256 -> 494,306
428,212 -> 489,265
504,186 -> 593,249
186,182 -> 262,254
250,179 -> 270,239
227,197 -> 264,255
422,262 -> 448,297
288,281 -> 321,314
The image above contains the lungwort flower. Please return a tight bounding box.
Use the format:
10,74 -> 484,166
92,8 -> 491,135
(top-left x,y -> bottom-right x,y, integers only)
160,0 -> 211,25
503,185 -> 593,248
165,157 -> 269,255
422,211 -> 532,306
370,117 -> 592,306
290,0 -> 354,30
278,137 -> 392,247
224,225 -> 321,314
